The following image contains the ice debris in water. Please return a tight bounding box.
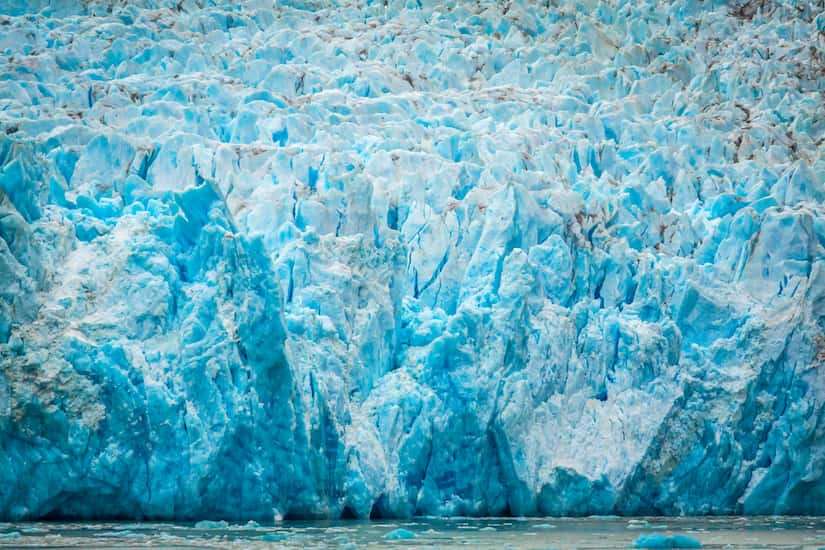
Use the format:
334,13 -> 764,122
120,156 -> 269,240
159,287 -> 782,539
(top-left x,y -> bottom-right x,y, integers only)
633,534 -> 703,549
0,0 -> 824,521
21,527 -> 49,534
629,520 -> 650,529
194,520 -> 229,529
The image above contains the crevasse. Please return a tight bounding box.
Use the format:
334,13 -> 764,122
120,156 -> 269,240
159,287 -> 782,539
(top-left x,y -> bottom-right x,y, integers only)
0,0 -> 824,520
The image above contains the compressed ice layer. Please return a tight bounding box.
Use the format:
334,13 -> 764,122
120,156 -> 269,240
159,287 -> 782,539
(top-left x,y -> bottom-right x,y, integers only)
1,0 -> 824,520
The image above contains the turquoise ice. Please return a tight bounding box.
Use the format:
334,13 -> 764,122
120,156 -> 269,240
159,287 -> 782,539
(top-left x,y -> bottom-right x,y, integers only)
383,528 -> 417,540
0,0 -> 823,520
634,534 -> 702,548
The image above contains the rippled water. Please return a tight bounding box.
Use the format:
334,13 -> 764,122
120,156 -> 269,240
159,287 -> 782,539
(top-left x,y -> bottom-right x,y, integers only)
1,516 -> 823,548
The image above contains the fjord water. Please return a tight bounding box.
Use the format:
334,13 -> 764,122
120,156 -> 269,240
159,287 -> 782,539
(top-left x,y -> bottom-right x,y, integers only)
1,517 -> 824,549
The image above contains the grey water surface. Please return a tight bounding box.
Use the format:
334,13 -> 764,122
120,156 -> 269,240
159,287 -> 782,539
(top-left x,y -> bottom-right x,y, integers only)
1,516 -> 824,549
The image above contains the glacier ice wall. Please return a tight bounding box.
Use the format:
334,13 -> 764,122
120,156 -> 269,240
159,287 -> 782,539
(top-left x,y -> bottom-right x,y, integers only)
1,0 -> 824,520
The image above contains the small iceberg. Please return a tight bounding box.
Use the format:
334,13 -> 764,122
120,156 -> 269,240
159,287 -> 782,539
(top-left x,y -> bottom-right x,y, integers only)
633,534 -> 702,548
383,528 -> 417,540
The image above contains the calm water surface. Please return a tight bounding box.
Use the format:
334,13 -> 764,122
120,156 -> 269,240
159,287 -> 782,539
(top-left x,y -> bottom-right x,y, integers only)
1,516 -> 823,548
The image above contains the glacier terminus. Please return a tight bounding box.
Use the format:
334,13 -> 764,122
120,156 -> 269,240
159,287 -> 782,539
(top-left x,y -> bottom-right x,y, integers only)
0,0 -> 824,521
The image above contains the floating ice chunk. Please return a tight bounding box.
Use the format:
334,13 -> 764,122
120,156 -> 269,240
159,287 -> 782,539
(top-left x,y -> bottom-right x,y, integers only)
633,534 -> 702,548
383,528 -> 417,540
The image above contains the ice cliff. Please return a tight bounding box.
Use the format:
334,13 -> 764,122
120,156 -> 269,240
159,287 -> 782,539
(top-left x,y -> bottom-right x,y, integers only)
1,0 -> 824,520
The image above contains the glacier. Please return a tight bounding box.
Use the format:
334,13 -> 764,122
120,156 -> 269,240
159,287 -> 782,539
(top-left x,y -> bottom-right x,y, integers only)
1,0 -> 824,521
